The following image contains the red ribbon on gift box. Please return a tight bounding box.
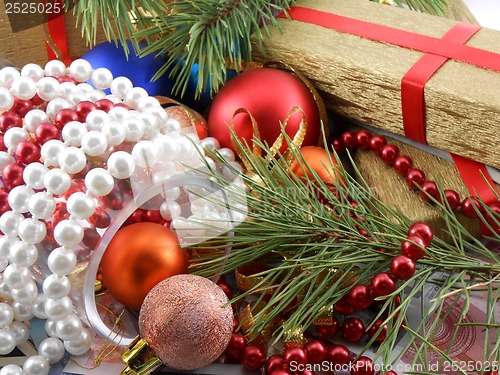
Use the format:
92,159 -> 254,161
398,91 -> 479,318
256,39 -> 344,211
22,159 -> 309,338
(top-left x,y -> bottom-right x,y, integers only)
278,6 -> 499,223
45,0 -> 71,65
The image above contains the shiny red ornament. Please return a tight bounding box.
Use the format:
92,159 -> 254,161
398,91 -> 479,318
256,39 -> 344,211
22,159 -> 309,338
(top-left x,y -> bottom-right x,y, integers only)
0,111 -> 22,131
351,356 -> 375,375
304,340 -> 328,364
100,222 -> 189,309
35,122 -> 61,144
340,131 -> 356,149
443,189 -> 461,210
144,209 -> 161,223
401,235 -> 426,261
31,94 -> 44,106
380,144 -> 399,165
0,134 -> 5,152
390,255 -> 416,280
405,169 -> 426,190
3,164 -> 24,189
243,346 -> 266,371
355,130 -> 371,149
367,318 -> 387,343
283,347 -> 308,368
393,156 -> 413,176
370,273 -> 396,298
420,181 -> 439,202
369,135 -> 387,153
88,207 -> 111,229
334,296 -> 356,315
265,354 -> 285,375
341,317 -> 365,343
348,285 -> 373,310
13,98 -> 33,117
225,333 -> 247,359
407,222 -> 434,247
315,316 -> 339,338
75,101 -> 97,122
327,344 -> 351,365
461,197 -> 481,218
0,189 -> 10,214
332,139 -> 345,154
95,99 -> 115,112
54,108 -> 79,129
15,141 -> 41,164
208,68 -> 321,153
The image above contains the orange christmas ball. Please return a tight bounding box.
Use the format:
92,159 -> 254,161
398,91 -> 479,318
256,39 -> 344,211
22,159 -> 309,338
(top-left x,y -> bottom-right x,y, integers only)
289,146 -> 345,186
99,222 -> 189,310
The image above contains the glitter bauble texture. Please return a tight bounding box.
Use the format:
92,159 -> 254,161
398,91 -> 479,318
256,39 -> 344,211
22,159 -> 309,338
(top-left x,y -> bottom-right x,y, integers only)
139,274 -> 233,370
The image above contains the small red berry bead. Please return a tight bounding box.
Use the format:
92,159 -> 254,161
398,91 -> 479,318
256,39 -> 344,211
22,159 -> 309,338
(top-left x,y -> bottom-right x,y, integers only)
341,131 -> 357,149
355,130 -> 371,149
304,339 -> 328,364
243,346 -> 266,371
348,285 -> 373,310
351,356 -> 375,375
407,222 -> 433,246
390,255 -> 416,280
341,317 -> 365,342
315,316 -> 339,338
265,355 -> 285,375
327,344 -> 351,365
400,235 -> 426,261
370,272 -> 396,298
443,189 -> 461,210
405,169 -> 426,190
393,155 -> 413,176
369,135 -> 387,153
461,197 -> 481,218
420,180 -> 439,202
380,144 -> 399,165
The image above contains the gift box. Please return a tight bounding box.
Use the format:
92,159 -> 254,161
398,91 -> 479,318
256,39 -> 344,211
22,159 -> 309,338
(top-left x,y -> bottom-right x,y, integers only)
251,0 -> 500,170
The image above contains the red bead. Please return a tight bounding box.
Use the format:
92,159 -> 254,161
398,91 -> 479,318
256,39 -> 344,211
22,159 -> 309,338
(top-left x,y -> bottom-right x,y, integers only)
265,355 -> 285,375
485,202 -> 500,228
332,139 -> 346,155
88,207 -> 111,229
327,344 -> 351,365
334,296 -> 356,315
348,285 -> 373,310
340,131 -> 356,149
217,282 -> 233,299
144,210 -> 162,223
355,130 -> 371,149
15,141 -> 41,164
82,228 -> 101,249
3,164 -> 24,189
369,135 -> 387,153
370,272 -> 396,298
233,317 -> 239,332
405,169 -> 425,190
243,346 -> 266,371
443,189 -> 461,211
225,333 -> 247,359
393,155 -> 413,176
129,209 -> 145,223
54,109 -> 79,129
367,318 -> 387,343
0,111 -> 22,131
30,94 -> 45,106
95,99 -> 115,112
0,189 -> 11,214
0,134 -> 5,152
407,222 -> 433,247
341,317 -> 365,342
461,197 -> 481,218
35,122 -> 61,144
420,181 -> 439,202
390,255 -> 416,280
75,101 -> 97,122
380,144 -> 399,165
351,356 -> 375,375
13,98 -> 33,117
269,370 -> 291,375
283,347 -> 308,367
315,316 -> 339,338
401,235 -> 426,261
304,340 -> 328,364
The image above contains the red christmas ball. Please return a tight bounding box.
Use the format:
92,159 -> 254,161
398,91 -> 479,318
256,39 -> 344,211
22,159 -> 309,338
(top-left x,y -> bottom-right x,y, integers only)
407,222 -> 433,246
315,316 -> 339,338
370,273 -> 396,298
351,356 -> 375,375
265,354 -> 285,375
348,285 -> 373,310
341,317 -> 365,343
400,235 -> 426,261
390,255 -> 416,280
327,344 -> 351,365
304,340 -> 328,364
243,346 -> 266,371
283,347 -> 308,368
208,68 -> 321,153
225,333 -> 247,359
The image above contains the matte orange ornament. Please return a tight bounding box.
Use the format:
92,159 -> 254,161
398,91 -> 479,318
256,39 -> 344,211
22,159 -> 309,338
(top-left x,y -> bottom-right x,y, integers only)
289,146 -> 345,187
99,222 -> 189,310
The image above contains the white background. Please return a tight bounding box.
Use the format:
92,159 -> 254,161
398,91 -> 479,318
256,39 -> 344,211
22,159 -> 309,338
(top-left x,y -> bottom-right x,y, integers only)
463,0 -> 500,30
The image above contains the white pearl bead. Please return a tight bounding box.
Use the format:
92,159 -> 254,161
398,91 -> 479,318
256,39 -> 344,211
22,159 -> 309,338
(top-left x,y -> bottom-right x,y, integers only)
81,130 -> 108,156
45,296 -> 72,321
76,83 -> 93,93
146,105 -> 168,124
164,118 -> 181,134
44,60 -> 67,78
0,152 -> 14,171
40,139 -> 65,167
58,146 -> 87,174
3,265 -> 31,290
18,218 -> 46,245
107,151 -> 135,179
45,97 -> 71,120
36,77 -> 60,101
137,96 -> 161,112
61,120 -> 86,147
91,67 -> 113,90
104,94 -> 121,104
101,120 -> 126,146
223,161 -> 243,180
138,112 -> 159,140
0,330 -> 16,355
84,109 -> 110,132
44,319 -> 58,336
48,247 -> 77,276
68,59 -> 93,83
124,87 -> 148,108
29,192 -> 56,219
58,82 -> 77,97
32,294 -> 48,319
84,168 -> 114,196
122,116 -> 145,142
218,147 -> 236,162
64,328 -> 92,355
23,109 -> 49,133
132,140 -> 159,168
0,303 -> 14,327
4,127 -> 29,150
10,241 -> 38,267
0,211 -> 23,237
0,279 -> 12,301
11,281 -> 38,304
54,219 -> 84,247
0,87 -> 14,112
38,337 -> 65,364
86,89 -> 106,103
0,364 -> 23,375
66,192 -> 96,220
0,236 -> 14,260
163,183 -> 180,201
43,275 -> 71,300
160,201 -> 181,221
8,321 -> 29,345
200,137 -> 220,151
23,355 -> 50,375
43,168 -> 71,195
0,67 -> 20,88
8,185 -> 34,213
56,313 -> 83,341
11,300 -> 34,321
67,91 -> 87,107
110,76 -> 132,99
10,76 -> 36,100
21,63 -> 45,82
107,106 -> 129,121
23,162 -> 48,189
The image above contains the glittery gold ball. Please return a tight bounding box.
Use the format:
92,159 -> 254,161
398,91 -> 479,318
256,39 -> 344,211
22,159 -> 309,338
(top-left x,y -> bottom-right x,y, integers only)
139,274 -> 233,370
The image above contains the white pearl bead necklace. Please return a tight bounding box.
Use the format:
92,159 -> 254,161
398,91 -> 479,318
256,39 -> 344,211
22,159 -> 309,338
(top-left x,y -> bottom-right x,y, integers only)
0,59 -> 242,374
